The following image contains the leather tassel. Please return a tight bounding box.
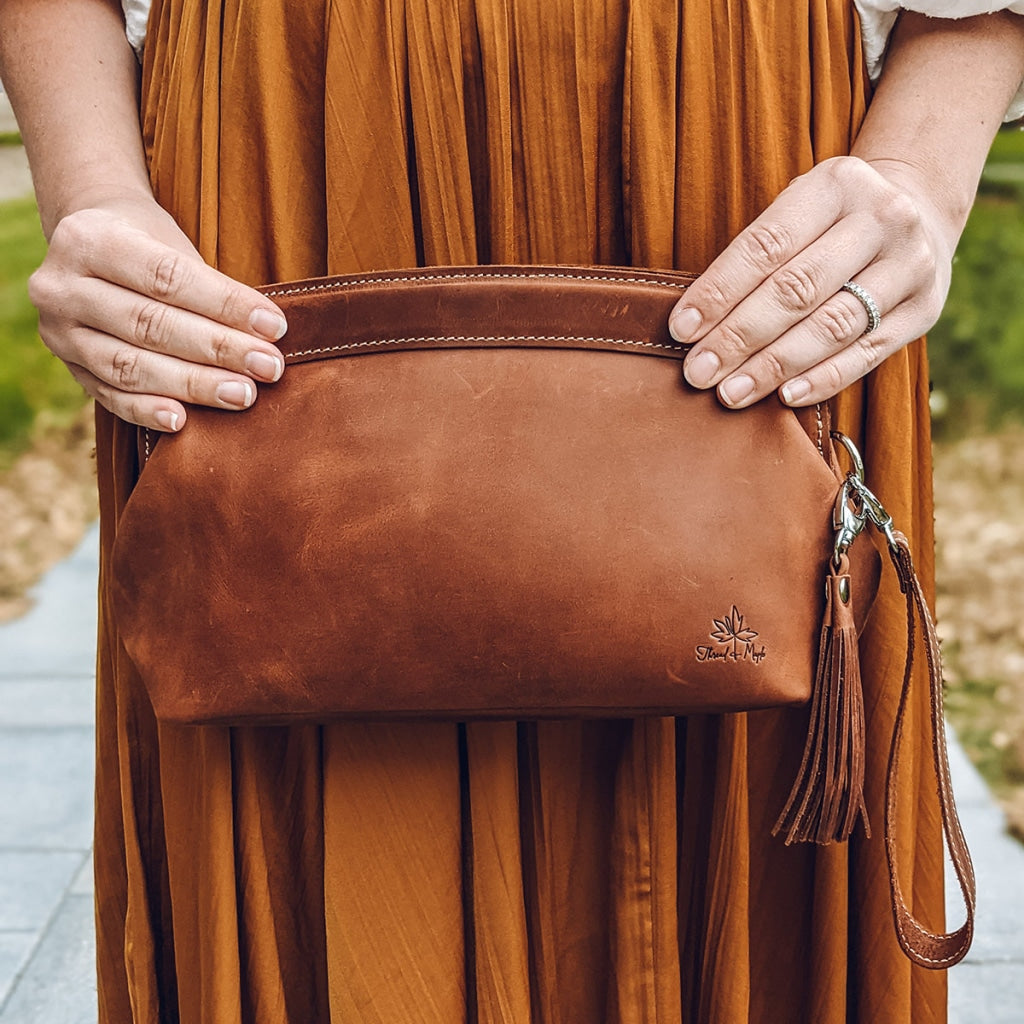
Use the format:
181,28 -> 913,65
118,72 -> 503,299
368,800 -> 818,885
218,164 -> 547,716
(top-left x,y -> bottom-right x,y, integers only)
773,557 -> 870,845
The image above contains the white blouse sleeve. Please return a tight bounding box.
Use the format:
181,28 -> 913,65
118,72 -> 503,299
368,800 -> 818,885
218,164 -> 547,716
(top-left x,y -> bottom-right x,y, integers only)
121,0 -> 151,59
855,0 -> 1024,119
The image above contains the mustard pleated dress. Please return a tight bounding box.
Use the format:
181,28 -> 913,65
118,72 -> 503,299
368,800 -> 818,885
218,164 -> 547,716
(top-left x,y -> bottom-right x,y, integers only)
92,1 -> 948,1020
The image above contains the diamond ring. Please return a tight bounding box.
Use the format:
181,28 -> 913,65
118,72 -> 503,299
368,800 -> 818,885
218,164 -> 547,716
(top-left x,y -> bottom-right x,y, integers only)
840,281 -> 881,335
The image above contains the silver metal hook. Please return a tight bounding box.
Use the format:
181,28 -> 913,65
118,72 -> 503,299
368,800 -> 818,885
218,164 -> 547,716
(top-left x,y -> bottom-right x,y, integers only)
830,431 -> 865,482
832,478 -> 867,565
829,430 -> 899,554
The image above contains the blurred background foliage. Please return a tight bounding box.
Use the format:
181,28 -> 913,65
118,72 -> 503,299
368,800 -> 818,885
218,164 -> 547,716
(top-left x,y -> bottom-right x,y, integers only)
0,193 -> 86,471
928,124 -> 1024,436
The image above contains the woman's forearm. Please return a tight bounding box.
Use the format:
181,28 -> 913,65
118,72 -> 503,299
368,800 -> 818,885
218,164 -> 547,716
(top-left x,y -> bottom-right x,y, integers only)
0,0 -> 151,237
852,11 -> 1024,249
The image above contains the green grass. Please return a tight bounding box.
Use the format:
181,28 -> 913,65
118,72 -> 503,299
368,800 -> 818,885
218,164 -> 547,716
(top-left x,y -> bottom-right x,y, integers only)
981,163 -> 1024,185
0,196 -> 88,467
985,123 -> 1024,163
927,126 -> 1024,436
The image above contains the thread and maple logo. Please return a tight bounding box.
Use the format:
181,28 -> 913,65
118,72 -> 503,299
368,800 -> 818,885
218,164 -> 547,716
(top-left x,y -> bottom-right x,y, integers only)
695,606 -> 767,665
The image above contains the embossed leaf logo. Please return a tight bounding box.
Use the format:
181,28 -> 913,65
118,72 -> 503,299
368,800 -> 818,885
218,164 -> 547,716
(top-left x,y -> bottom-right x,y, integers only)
710,606 -> 759,646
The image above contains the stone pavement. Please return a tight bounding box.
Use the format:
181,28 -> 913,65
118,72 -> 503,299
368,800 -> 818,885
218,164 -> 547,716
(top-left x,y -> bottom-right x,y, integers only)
0,526 -> 1022,1022
0,90 -> 33,202
0,526 -> 97,1024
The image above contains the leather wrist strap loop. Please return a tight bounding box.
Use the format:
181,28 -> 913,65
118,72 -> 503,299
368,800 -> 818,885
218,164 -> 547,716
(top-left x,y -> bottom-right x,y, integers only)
886,532 -> 976,968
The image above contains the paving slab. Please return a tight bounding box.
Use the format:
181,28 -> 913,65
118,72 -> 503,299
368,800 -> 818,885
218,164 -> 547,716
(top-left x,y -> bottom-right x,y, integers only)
0,148 -> 32,203
0,679 -> 95,728
0,524 -> 99,678
0,895 -> 96,1024
0,935 -> 35,1010
0,852 -> 87,932
950,964 -> 1024,1023
70,853 -> 94,898
0,728 -> 94,851
0,93 -> 32,203
947,735 -> 1024,1020
0,90 -> 18,134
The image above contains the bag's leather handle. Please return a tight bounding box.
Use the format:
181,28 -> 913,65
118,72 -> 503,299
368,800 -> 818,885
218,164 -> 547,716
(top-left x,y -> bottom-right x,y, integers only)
886,532 -> 976,968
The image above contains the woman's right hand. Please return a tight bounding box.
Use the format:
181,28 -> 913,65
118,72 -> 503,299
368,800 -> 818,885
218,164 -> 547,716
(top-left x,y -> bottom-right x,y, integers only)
28,191 -> 289,432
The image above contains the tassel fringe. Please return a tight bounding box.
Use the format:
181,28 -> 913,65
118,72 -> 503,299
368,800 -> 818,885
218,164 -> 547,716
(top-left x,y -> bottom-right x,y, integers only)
773,558 -> 870,845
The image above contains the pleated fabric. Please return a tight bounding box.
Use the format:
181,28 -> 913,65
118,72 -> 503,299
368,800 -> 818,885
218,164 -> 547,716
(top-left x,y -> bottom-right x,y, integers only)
93,1 -> 949,1021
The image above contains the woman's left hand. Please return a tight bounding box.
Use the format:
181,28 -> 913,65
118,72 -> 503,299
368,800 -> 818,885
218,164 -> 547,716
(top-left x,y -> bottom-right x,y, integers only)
668,155 -> 956,408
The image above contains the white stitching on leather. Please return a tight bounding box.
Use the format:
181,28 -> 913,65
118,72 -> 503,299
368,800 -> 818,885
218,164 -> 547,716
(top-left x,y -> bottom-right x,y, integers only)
264,269 -> 691,298
893,911 -> 968,966
888,562 -> 974,967
285,335 -> 687,360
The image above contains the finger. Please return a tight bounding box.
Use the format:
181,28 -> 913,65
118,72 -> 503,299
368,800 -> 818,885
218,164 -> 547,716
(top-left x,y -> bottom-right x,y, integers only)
679,212 -> 884,389
711,267 -> 914,409
668,160 -> 851,344
775,298 -> 924,407
52,210 -> 288,341
67,277 -> 285,382
63,325 -> 260,413
65,360 -> 188,433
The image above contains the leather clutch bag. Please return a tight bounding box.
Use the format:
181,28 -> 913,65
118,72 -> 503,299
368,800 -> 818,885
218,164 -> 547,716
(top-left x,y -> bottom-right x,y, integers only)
111,265 -> 878,724
109,264 -> 975,970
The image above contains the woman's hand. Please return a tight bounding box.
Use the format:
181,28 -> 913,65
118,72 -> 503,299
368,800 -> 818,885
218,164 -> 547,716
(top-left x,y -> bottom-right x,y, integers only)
668,155 -> 955,409
28,190 -> 289,432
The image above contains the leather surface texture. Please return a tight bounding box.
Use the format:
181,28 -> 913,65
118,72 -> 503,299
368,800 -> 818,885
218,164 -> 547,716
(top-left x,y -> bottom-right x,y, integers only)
111,265 -> 880,725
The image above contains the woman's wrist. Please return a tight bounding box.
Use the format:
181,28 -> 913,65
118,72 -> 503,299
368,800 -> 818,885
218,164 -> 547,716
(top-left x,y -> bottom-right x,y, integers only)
857,156 -> 962,259
851,12 -> 1024,247
0,0 -> 151,237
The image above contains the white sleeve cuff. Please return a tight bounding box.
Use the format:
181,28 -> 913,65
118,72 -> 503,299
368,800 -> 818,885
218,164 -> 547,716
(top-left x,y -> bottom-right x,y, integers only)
121,0 -> 151,61
854,1 -> 1024,120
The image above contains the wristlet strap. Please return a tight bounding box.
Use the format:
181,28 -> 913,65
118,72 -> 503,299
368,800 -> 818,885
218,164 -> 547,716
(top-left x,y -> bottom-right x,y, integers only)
886,533 -> 976,968
775,436 -> 976,969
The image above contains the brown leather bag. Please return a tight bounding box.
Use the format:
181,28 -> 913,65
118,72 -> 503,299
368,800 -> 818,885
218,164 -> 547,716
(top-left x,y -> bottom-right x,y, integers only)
110,265 -> 974,967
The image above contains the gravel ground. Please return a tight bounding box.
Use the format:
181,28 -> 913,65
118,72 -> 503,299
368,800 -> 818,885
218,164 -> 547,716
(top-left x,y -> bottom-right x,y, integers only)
0,410 -> 97,623
934,429 -> 1024,839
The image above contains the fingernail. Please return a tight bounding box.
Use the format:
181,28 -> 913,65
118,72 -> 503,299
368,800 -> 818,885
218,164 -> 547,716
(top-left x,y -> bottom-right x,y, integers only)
245,351 -> 284,382
781,378 -> 811,405
684,350 -> 721,389
719,374 -> 755,407
669,306 -> 703,343
250,308 -> 288,341
155,410 -> 181,432
216,380 -> 254,408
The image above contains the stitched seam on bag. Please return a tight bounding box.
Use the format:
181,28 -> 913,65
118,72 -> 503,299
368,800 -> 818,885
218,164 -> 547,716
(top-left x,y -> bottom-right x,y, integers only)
815,404 -> 824,458
284,335 -> 687,359
263,270 -> 691,297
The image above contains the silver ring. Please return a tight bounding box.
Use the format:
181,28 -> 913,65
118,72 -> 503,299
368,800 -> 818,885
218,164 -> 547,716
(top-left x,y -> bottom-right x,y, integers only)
840,281 -> 881,335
